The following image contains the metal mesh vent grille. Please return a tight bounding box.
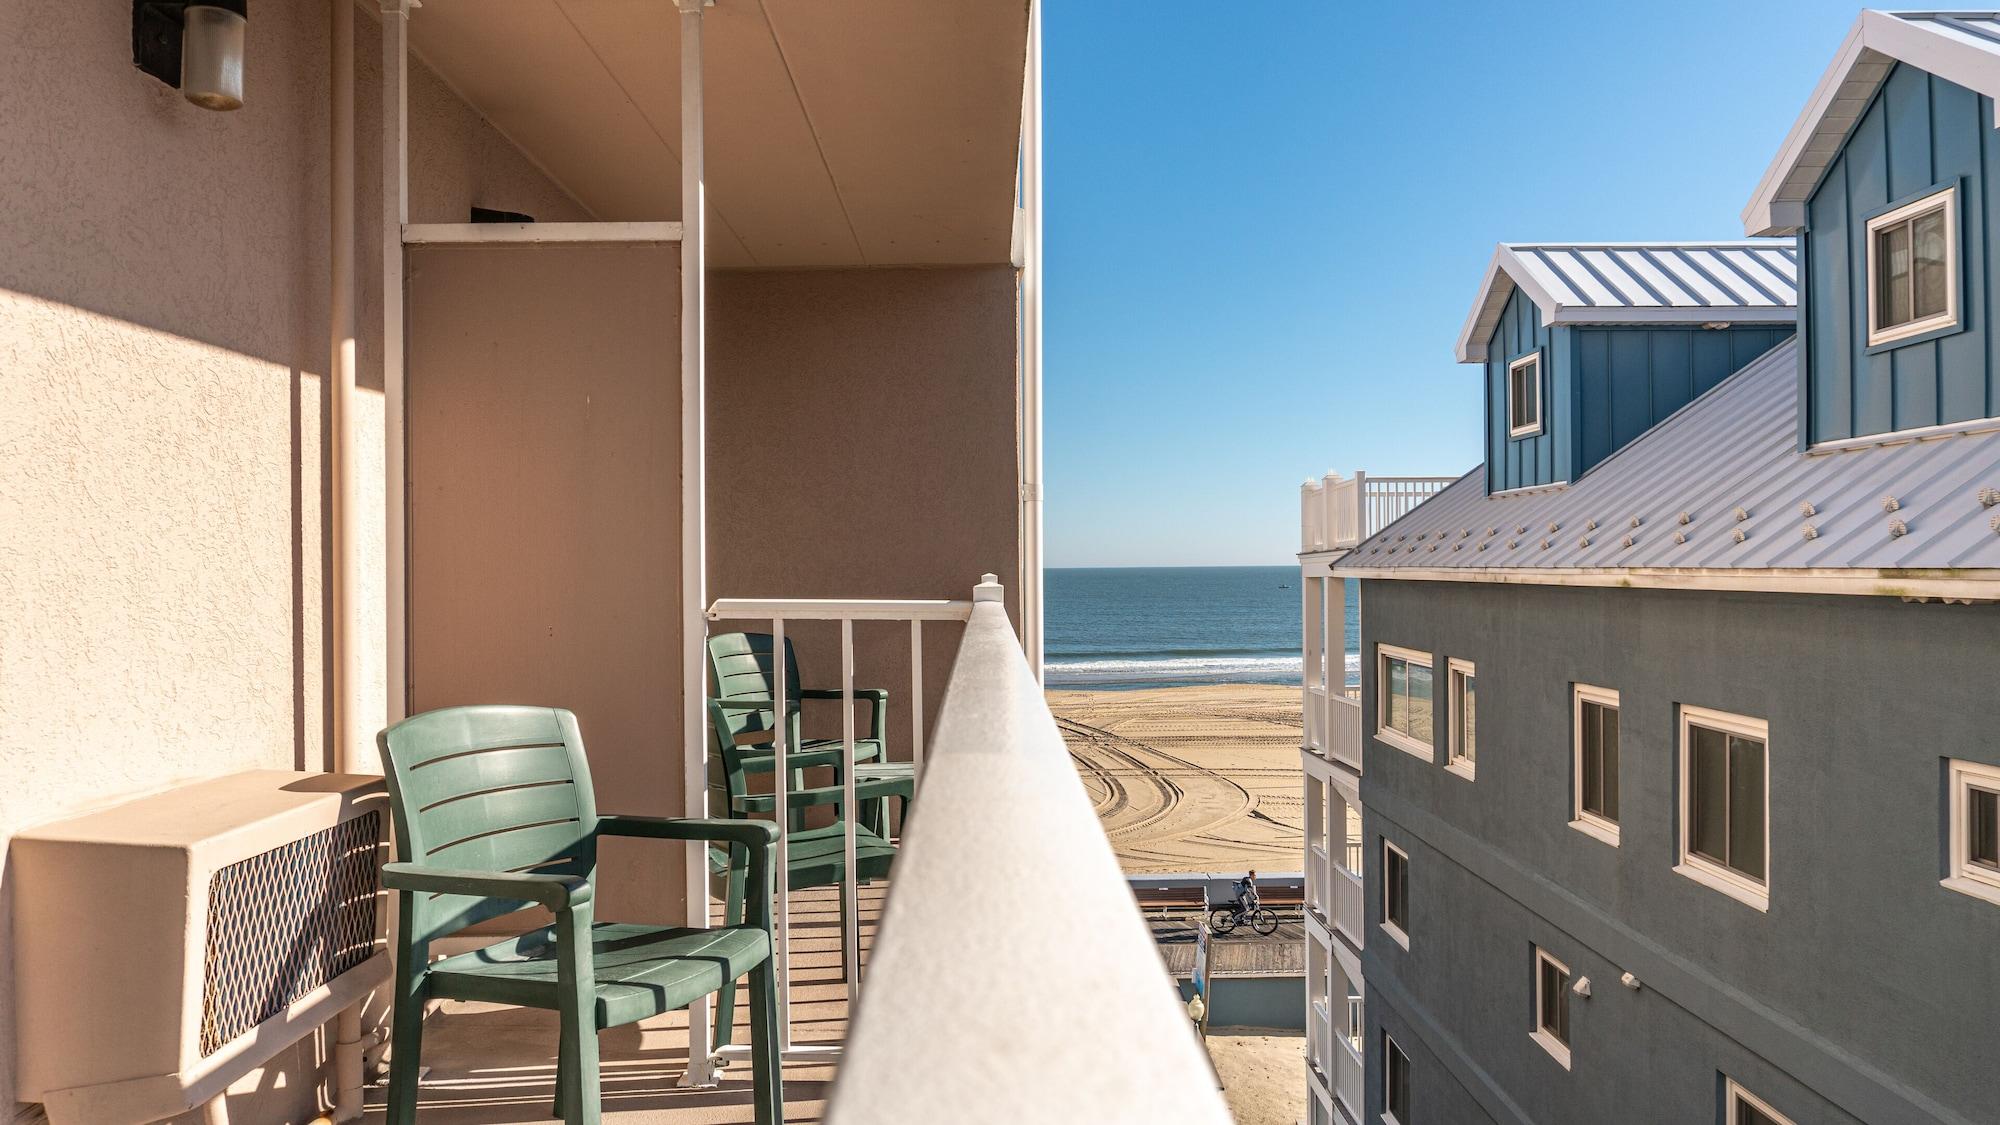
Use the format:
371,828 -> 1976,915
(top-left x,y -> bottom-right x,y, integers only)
199,811 -> 382,1056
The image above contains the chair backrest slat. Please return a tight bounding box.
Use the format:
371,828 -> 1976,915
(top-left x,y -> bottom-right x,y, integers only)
706,632 -> 804,742
378,705 -> 599,943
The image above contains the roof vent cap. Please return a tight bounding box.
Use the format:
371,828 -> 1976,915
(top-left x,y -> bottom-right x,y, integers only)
1733,506 -> 1749,522
1980,487 -> 2000,508
1733,528 -> 1747,544
1799,500 -> 1816,518
1802,525 -> 1818,541
1889,518 -> 1908,538
1881,495 -> 1901,513
1678,511 -> 1692,526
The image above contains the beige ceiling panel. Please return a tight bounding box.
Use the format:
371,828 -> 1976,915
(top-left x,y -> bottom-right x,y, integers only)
396,0 -> 1023,267
761,0 -> 1025,265
555,0 -> 862,266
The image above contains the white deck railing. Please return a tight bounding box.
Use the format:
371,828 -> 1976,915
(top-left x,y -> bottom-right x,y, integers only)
827,579 -> 1231,1123
1300,470 -> 1455,552
705,586 -> 977,1062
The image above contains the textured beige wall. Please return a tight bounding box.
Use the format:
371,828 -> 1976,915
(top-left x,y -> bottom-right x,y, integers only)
709,266 -> 1023,773
0,2 -> 584,1119
406,242 -> 682,925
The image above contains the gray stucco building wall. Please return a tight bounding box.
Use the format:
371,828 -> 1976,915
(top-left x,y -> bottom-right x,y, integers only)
1356,578 -> 1999,1125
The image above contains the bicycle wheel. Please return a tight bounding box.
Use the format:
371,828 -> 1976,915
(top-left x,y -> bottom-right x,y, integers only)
1251,908 -> 1280,935
1208,906 -> 1239,933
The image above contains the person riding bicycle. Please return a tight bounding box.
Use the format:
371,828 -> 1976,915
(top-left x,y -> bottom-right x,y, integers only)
1234,869 -> 1259,914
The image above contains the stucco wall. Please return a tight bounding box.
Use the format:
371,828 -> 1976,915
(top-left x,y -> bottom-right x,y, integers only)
1357,579 -> 2000,1125
709,266 -> 1024,773
0,2 -> 585,1118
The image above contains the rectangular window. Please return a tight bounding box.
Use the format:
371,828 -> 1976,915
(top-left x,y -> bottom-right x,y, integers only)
1945,759 -> 2000,905
1381,837 -> 1410,948
1446,659 -> 1475,778
1345,991 -> 1364,1054
1377,645 -> 1434,760
1508,352 -> 1542,437
1383,1032 -> 1411,1124
1571,685 -> 1621,845
1724,1078 -> 1795,1125
1531,948 -> 1572,1069
1677,706 -> 1770,910
1867,186 -> 1958,346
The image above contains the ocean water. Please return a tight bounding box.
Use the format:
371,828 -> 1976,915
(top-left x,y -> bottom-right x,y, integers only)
1045,566 -> 1359,690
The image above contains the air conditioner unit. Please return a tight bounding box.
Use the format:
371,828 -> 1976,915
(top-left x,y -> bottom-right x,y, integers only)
12,770 -> 390,1125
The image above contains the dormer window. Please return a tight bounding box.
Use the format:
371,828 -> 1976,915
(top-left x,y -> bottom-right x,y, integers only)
1508,352 -> 1542,437
1866,185 -> 1958,347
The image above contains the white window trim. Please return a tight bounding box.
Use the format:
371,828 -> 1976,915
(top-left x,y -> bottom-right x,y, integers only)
1675,705 -> 1771,912
1570,684 -> 1621,846
1531,947 -> 1572,1070
1865,185 -> 1959,347
1508,351 -> 1543,438
1376,643 -> 1435,762
1380,837 -> 1411,950
1725,1077 -> 1796,1125
1446,658 -> 1476,780
1944,758 -> 2000,906
1381,1032 -> 1409,1125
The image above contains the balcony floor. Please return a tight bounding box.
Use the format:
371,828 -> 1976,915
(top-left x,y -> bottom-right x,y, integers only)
363,885 -> 879,1124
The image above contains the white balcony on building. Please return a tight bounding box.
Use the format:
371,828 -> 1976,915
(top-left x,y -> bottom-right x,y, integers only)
1296,468 -> 1450,1125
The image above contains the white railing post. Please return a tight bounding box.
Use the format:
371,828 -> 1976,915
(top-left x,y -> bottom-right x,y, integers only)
705,587 -> 978,1069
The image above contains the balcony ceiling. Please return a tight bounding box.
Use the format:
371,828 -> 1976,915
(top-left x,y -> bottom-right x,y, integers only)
402,0 -> 1028,268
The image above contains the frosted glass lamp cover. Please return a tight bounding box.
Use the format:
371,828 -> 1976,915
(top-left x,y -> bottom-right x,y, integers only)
181,5 -> 246,111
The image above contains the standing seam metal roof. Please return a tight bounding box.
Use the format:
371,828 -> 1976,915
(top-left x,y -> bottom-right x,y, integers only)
1457,242 -> 1800,362
1346,337 -> 2000,573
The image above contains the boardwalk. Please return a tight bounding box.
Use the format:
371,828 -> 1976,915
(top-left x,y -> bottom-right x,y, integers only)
1049,684 -> 1304,874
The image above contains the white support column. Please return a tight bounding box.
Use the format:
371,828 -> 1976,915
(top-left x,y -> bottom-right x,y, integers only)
676,0 -> 714,1088
1017,0 -> 1045,678
381,0 -> 410,727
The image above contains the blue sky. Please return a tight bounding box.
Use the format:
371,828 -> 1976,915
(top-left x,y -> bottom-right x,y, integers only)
1043,0 -> 1870,567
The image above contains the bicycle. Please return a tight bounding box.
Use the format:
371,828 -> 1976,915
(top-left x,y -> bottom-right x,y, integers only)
1208,896 -> 1279,935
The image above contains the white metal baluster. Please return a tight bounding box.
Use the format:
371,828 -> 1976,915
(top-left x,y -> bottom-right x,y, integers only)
771,617 -> 793,1050
841,618 -> 861,997
909,618 -> 925,791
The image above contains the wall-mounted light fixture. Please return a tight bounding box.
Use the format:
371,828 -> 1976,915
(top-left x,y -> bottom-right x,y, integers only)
133,1 -> 249,111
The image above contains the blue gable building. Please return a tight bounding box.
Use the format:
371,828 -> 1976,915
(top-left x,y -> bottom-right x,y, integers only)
1456,244 -> 1796,494
1299,11 -> 2000,1125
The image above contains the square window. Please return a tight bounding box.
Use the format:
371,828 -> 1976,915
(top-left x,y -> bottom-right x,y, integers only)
1447,659 -> 1476,778
1945,759 -> 2000,905
1677,706 -> 1769,910
1381,837 -> 1410,948
1508,352 -> 1543,437
1866,186 -> 1959,347
1724,1078 -> 1795,1125
1383,1032 -> 1411,1124
1377,645 -> 1435,760
1531,947 -> 1572,1069
1571,685 -> 1620,844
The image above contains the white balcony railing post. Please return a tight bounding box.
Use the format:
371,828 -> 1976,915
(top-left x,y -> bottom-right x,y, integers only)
828,578 -> 1231,1124
706,588 -> 978,1064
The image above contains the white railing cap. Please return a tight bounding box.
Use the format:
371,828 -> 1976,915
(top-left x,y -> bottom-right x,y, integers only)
828,599 -> 1230,1124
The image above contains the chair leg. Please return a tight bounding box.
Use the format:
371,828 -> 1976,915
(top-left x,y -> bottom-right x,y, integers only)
557,1009 -> 602,1125
385,953 -> 427,1125
551,1038 -> 569,1120
713,846 -> 749,1051
747,957 -> 784,1125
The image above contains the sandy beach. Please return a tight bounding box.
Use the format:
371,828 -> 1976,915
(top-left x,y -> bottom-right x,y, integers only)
1048,683 -> 1303,874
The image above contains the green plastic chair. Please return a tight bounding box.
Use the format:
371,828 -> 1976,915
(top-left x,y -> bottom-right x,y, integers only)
705,697 -> 910,1049
377,705 -> 783,1125
705,632 -> 886,821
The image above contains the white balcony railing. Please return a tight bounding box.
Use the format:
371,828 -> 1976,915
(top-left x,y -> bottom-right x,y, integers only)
1332,866 -> 1364,950
705,586 -> 981,1062
826,579 -> 1230,1123
1300,470 -> 1454,552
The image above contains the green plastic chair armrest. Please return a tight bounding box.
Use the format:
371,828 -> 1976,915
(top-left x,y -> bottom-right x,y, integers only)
381,862 -> 593,913
797,687 -> 888,702
596,814 -> 777,849
728,775 -> 912,814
